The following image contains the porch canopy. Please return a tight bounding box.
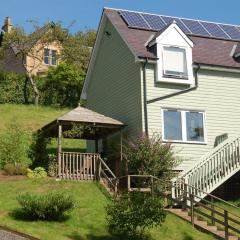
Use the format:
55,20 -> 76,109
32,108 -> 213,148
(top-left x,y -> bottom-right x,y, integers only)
41,106 -> 125,140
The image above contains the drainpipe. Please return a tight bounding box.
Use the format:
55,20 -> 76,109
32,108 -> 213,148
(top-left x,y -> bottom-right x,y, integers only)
142,58 -> 149,136
147,63 -> 201,104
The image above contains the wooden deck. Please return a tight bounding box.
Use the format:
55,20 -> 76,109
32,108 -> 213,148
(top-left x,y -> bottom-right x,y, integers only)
58,152 -> 100,180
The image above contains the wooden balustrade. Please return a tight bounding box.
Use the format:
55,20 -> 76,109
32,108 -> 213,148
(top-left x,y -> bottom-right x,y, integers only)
172,137 -> 240,202
58,152 -> 100,180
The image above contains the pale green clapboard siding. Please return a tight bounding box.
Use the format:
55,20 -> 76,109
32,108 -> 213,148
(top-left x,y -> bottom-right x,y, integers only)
86,19 -> 143,140
145,64 -> 240,170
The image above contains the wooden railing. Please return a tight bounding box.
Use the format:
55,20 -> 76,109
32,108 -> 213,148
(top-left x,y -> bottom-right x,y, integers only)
98,157 -> 118,194
59,152 -> 100,180
173,181 -> 240,240
117,174 -> 240,240
172,136 -> 240,201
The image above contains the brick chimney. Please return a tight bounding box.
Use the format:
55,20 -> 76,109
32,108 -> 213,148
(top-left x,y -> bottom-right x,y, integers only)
2,16 -> 14,33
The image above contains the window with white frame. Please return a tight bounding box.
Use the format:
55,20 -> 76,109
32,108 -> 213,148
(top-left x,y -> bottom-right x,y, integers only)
163,109 -> 206,143
162,46 -> 188,78
43,48 -> 58,66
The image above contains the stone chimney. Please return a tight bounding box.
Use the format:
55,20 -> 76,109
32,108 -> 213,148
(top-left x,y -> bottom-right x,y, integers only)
2,16 -> 14,33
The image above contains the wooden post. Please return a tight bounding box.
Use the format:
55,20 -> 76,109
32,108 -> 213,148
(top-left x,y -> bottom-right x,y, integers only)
182,183 -> 187,210
211,196 -> 215,225
127,175 -> 131,192
224,210 -> 229,240
190,194 -> 194,226
120,130 -> 123,162
58,124 -> 62,178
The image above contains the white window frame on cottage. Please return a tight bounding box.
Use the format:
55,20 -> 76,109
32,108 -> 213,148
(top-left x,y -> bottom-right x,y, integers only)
161,108 -> 207,144
43,48 -> 58,66
162,46 -> 188,79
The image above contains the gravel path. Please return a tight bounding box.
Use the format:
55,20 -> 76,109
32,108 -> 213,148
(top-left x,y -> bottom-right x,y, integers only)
0,229 -> 29,240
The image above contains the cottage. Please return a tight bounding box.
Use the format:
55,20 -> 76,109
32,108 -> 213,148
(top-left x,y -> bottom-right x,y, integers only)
82,8 -> 240,198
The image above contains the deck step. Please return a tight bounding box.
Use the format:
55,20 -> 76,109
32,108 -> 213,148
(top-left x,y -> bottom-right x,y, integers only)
167,208 -> 239,240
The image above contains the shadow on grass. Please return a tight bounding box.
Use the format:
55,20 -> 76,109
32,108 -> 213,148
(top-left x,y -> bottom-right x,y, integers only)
68,232 -> 152,240
183,233 -> 194,240
9,208 -> 70,222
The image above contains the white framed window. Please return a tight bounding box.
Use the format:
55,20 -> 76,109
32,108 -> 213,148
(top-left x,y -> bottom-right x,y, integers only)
43,48 -> 58,66
162,109 -> 206,144
162,46 -> 188,79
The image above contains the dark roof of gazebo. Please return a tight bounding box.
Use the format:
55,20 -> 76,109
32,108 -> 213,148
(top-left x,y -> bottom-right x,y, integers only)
40,107 -> 125,140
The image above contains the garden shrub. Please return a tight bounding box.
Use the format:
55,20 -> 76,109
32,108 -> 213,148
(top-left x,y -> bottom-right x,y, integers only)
27,167 -> 47,178
123,134 -> 179,187
0,71 -> 31,104
0,124 -> 32,169
3,163 -> 27,175
47,154 -> 57,177
17,192 -> 75,220
107,191 -> 166,237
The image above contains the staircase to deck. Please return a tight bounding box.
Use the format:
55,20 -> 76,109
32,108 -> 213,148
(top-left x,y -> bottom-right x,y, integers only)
172,136 -> 240,202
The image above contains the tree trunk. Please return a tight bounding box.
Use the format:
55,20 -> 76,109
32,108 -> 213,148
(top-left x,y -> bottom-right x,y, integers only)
28,73 -> 39,105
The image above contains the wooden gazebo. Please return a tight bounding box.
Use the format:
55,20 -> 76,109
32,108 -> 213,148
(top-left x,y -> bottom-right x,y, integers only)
41,106 -> 125,180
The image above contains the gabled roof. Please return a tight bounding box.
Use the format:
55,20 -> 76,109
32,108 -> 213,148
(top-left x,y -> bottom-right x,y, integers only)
41,106 -> 125,140
104,8 -> 240,69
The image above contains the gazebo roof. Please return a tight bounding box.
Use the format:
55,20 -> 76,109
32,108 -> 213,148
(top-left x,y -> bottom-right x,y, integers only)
40,106 -> 125,140
57,106 -> 124,126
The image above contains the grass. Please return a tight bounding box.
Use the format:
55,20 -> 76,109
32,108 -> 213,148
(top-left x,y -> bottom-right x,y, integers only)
0,104 -> 86,152
0,178 -> 217,240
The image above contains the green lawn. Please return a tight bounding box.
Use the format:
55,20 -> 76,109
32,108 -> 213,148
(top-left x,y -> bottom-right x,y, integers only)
0,178 -> 217,240
0,104 -> 86,152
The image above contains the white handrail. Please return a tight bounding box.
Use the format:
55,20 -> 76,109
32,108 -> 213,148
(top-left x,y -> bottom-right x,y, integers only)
172,136 -> 240,202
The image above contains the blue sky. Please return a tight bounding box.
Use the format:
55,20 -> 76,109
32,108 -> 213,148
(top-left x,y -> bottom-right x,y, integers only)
2,0 -> 240,33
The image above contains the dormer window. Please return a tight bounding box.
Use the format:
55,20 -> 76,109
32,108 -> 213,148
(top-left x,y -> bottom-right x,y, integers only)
163,46 -> 188,79
152,22 -> 194,85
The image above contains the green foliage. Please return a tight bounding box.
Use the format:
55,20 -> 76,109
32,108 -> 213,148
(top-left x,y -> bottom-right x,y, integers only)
40,63 -> 84,107
124,134 -> 179,185
0,71 -> 31,104
0,124 -> 32,169
47,154 -> 57,177
3,163 -> 27,176
30,131 -> 51,169
61,30 -> 96,72
27,167 -> 47,178
17,191 -> 74,220
107,191 -> 166,237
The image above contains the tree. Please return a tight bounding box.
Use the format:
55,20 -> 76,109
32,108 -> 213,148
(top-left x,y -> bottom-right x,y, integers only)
41,62 -> 85,107
0,22 -> 96,105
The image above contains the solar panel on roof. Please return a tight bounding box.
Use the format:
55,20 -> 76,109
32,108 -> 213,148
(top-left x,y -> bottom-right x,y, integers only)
120,11 -> 150,29
142,14 -> 166,30
219,24 -> 240,40
181,19 -> 210,37
200,21 -> 230,39
119,10 -> 240,41
161,16 -> 192,34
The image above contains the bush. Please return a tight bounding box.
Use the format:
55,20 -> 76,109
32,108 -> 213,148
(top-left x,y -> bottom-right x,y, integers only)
27,167 -> 47,178
0,124 -> 32,169
3,163 -> 27,175
124,134 -> 179,186
0,71 -> 32,104
17,192 -> 75,220
47,154 -> 57,177
107,191 -> 166,237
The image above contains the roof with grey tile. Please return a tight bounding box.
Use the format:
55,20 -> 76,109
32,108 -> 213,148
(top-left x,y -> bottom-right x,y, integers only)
105,8 -> 240,69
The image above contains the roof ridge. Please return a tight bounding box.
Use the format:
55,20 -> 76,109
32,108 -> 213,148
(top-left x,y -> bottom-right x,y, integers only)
104,7 -> 240,28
